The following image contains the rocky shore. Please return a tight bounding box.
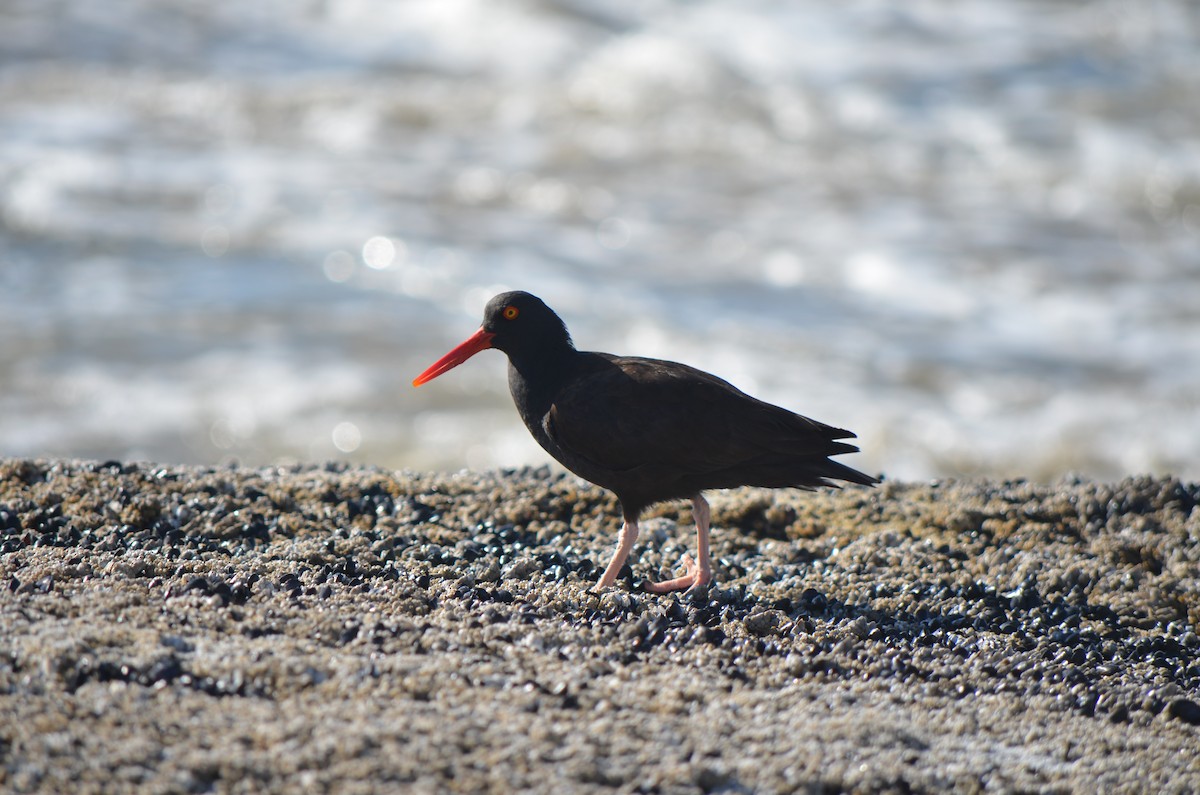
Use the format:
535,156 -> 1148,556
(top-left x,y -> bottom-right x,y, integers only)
1,458 -> 1198,793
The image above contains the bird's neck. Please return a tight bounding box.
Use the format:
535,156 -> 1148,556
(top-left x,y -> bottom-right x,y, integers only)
506,343 -> 579,414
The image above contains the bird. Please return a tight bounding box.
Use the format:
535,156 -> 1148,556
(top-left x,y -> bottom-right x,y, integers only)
413,291 -> 878,593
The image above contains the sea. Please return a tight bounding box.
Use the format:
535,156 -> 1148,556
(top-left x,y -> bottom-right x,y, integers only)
2,0 -> 1198,483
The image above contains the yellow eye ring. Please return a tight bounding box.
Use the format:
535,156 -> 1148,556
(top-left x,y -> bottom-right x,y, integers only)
502,305 -> 519,320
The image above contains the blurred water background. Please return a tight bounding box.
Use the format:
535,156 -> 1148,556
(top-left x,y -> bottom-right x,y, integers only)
1,0 -> 1198,482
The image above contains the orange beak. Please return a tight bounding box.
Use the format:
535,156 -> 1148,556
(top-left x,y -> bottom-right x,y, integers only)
412,327 -> 497,387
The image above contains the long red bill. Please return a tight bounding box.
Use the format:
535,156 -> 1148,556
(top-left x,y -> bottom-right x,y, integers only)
412,327 -> 496,387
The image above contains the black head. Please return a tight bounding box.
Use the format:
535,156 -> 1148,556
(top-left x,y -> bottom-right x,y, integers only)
413,291 -> 573,387
480,291 -> 572,355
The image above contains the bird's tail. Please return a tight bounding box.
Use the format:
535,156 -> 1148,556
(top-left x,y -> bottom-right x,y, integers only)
814,458 -> 879,488
708,454 -> 879,491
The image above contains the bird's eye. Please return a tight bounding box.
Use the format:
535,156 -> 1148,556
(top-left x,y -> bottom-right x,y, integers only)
502,305 -> 519,320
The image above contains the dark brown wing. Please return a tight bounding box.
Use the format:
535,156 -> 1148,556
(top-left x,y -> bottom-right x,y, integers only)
546,354 -> 873,489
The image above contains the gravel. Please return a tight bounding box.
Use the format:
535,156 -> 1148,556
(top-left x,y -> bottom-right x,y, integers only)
1,458 -> 1198,793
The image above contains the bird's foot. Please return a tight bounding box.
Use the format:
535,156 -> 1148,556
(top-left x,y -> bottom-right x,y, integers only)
644,554 -> 712,594
591,566 -> 626,593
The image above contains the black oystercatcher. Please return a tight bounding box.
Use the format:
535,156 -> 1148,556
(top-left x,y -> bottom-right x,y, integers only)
413,291 -> 877,593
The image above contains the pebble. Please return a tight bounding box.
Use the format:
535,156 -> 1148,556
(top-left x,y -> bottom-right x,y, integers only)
0,459 -> 1197,793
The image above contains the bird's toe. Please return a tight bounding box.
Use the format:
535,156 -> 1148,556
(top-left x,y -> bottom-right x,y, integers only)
644,553 -> 709,593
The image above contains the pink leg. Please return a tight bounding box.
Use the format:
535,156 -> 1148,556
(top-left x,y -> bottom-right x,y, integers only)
592,516 -> 639,592
645,494 -> 713,593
